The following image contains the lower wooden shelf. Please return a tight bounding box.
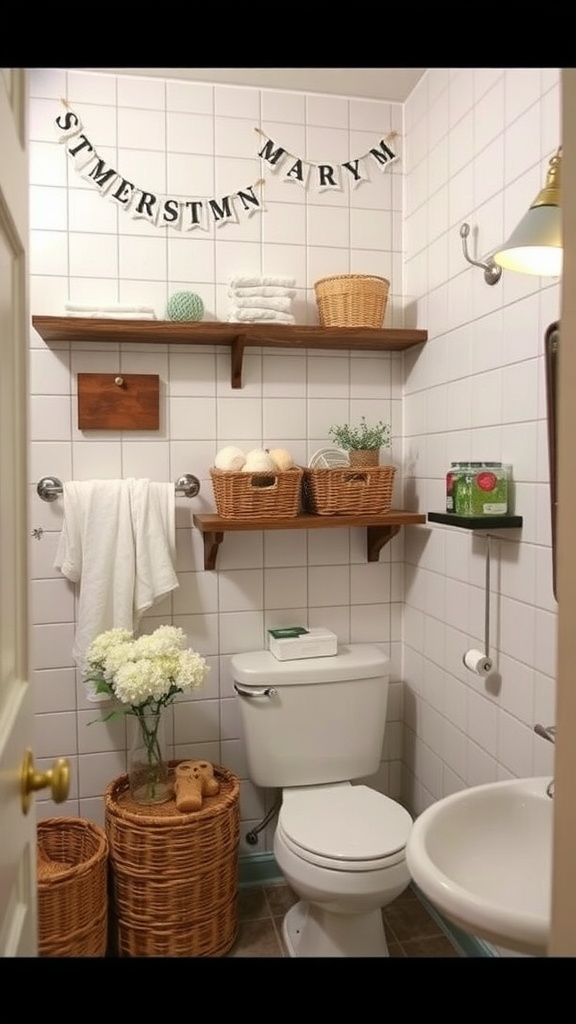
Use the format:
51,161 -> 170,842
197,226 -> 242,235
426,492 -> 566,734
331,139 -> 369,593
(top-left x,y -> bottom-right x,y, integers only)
193,510 -> 426,569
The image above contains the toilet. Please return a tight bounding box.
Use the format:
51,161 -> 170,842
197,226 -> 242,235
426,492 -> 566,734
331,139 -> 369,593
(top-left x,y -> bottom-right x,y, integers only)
231,643 -> 413,957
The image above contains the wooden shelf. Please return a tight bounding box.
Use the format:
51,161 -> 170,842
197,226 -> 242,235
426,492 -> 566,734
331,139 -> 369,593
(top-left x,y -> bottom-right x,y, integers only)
193,510 -> 426,570
428,512 -> 523,530
32,316 -> 428,389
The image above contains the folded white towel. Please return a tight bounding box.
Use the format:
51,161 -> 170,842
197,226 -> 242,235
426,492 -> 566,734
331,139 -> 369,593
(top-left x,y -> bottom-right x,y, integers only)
229,309 -> 295,323
54,479 -> 179,701
231,296 -> 293,312
229,275 -> 296,288
65,303 -> 157,313
65,311 -> 157,320
228,286 -> 297,298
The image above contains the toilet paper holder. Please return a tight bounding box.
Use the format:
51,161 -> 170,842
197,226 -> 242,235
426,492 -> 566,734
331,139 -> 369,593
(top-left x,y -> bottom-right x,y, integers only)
463,534 -> 493,676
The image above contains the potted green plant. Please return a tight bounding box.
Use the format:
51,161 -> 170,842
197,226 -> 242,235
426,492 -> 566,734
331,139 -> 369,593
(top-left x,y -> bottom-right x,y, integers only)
328,416 -> 391,467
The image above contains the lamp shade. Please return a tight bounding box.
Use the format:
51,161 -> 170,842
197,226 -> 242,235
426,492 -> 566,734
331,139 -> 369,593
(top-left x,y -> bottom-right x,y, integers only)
493,149 -> 562,277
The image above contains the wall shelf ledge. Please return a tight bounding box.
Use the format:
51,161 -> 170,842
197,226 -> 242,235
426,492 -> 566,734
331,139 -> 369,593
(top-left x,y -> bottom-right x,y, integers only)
32,316 -> 427,389
427,512 -> 523,530
193,511 -> 426,570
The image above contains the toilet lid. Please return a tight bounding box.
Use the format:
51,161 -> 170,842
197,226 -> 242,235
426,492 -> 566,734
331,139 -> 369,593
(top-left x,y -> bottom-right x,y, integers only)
279,786 -> 412,864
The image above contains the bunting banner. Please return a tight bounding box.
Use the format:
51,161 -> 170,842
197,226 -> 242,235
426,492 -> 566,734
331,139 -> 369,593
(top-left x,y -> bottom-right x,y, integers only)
255,128 -> 399,192
54,105 -> 265,231
53,103 -> 399,230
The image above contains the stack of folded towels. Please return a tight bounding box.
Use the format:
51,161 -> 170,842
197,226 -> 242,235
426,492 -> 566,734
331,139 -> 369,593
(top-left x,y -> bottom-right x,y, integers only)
228,275 -> 296,324
64,302 -> 157,320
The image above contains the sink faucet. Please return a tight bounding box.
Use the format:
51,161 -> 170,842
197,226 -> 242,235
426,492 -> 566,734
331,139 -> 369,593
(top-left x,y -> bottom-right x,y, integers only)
534,724 -> 555,797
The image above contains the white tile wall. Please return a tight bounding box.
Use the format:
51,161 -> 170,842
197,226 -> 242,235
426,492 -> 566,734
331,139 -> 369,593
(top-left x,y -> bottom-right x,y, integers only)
403,68 -> 560,815
28,67 -> 559,852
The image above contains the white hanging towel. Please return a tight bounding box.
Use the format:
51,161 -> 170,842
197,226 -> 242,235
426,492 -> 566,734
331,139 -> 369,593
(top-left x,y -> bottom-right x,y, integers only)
130,479 -> 179,620
54,479 -> 179,701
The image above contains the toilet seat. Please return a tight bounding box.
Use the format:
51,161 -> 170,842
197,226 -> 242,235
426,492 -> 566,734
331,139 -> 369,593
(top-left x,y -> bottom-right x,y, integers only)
278,785 -> 412,872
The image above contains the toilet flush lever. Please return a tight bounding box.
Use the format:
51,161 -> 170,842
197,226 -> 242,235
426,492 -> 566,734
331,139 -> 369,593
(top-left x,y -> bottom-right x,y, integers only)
234,682 -> 278,698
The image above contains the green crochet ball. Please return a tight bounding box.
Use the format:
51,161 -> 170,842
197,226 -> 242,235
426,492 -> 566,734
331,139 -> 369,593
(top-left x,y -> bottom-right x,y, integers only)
166,291 -> 204,322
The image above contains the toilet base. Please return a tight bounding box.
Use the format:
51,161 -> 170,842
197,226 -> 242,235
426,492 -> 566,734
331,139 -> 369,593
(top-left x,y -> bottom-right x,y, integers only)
282,900 -> 390,958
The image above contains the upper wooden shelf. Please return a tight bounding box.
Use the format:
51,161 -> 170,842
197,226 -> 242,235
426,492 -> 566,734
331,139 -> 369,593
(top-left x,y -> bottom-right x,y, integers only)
32,316 -> 428,388
193,510 -> 426,569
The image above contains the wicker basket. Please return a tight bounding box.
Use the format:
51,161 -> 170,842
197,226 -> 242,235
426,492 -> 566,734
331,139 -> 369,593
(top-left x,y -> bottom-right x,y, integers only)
303,465 -> 396,516
105,763 -> 240,957
37,817 -> 109,957
314,274 -> 390,328
210,466 -> 303,519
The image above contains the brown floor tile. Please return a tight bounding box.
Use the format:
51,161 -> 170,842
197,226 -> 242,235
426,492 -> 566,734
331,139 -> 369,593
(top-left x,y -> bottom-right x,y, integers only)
238,885 -> 270,921
230,881 -> 460,959
263,881 -> 299,916
387,941 -> 405,957
383,896 -> 445,943
401,935 -> 461,957
227,917 -> 284,957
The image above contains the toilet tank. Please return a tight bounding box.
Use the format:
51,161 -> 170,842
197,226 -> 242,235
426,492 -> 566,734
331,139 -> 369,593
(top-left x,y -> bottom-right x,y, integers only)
231,644 -> 389,788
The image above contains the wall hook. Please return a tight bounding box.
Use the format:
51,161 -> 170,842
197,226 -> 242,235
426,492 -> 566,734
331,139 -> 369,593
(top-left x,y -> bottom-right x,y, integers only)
460,223 -> 502,286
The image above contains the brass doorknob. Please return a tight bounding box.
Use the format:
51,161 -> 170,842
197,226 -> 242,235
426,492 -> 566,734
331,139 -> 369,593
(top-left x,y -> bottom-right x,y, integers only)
20,748 -> 70,815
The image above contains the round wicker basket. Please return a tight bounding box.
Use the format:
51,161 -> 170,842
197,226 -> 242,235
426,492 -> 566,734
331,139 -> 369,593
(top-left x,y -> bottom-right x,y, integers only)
37,817 -> 109,957
314,274 -> 390,328
105,763 -> 240,957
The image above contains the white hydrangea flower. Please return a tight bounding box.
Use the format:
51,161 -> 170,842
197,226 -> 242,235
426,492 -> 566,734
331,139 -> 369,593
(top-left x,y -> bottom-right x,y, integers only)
85,624 -> 209,711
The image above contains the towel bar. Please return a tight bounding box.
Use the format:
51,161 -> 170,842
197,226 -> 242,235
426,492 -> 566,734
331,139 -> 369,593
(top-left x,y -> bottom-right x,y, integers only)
36,474 -> 200,502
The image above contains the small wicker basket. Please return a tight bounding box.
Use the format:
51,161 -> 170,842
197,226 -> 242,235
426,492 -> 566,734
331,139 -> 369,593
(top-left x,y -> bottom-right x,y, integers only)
314,274 -> 390,328
37,817 -> 109,957
210,466 -> 303,519
105,764 -> 240,957
303,465 -> 396,516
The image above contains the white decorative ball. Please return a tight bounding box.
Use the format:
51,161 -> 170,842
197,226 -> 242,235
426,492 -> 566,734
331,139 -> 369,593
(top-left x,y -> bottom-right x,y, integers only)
268,448 -> 294,471
215,446 -> 246,471
242,449 -> 278,472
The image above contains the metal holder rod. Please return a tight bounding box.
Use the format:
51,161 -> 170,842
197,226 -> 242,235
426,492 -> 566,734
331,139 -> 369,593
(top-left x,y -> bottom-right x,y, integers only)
485,534 -> 491,659
36,474 -> 200,502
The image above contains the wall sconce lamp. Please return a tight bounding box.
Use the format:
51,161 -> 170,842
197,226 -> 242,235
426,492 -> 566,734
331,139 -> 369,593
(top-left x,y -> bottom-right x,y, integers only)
461,147 -> 562,284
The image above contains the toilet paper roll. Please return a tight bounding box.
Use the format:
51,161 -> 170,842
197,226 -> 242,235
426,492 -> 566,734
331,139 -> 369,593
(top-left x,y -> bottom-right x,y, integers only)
463,648 -> 492,676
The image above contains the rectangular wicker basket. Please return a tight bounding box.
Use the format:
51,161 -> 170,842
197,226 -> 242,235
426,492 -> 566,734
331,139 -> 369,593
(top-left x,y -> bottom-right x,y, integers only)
37,817 -> 109,957
303,465 -> 396,516
105,764 -> 240,957
210,466 -> 303,519
314,274 -> 390,328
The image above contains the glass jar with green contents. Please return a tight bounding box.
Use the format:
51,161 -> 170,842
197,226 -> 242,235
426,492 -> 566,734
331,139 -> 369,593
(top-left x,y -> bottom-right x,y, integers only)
446,462 -> 469,512
454,462 -> 508,516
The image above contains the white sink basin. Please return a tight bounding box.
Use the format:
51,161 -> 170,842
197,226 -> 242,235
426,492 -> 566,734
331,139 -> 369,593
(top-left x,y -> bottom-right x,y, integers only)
406,777 -> 553,956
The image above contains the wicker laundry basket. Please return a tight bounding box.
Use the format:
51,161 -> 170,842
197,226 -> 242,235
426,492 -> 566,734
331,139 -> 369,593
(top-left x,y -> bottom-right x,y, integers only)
37,817 -> 109,957
105,763 -> 240,957
314,274 -> 390,328
210,466 -> 302,519
303,465 -> 396,516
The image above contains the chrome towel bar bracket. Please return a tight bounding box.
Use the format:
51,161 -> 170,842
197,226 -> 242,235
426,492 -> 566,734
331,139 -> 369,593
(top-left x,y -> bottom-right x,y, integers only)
36,474 -> 200,502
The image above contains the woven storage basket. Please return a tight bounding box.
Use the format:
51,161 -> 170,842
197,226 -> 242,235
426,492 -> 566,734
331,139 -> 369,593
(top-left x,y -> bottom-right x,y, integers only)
210,466 -> 302,519
303,465 -> 396,516
105,763 -> 240,957
37,817 -> 109,957
314,274 -> 390,328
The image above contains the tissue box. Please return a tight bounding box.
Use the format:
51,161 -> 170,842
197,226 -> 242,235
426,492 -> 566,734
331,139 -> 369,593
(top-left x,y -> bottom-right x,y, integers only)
268,627 -> 338,661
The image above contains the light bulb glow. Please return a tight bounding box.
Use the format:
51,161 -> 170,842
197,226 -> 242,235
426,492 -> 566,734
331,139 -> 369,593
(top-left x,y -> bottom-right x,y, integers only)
493,245 -> 562,277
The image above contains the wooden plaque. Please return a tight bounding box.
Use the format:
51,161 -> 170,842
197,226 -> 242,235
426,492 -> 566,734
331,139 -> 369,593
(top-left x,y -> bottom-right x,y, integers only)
77,373 -> 160,430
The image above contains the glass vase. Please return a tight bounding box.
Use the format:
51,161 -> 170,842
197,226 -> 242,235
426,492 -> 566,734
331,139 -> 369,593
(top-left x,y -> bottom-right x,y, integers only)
128,709 -> 171,805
